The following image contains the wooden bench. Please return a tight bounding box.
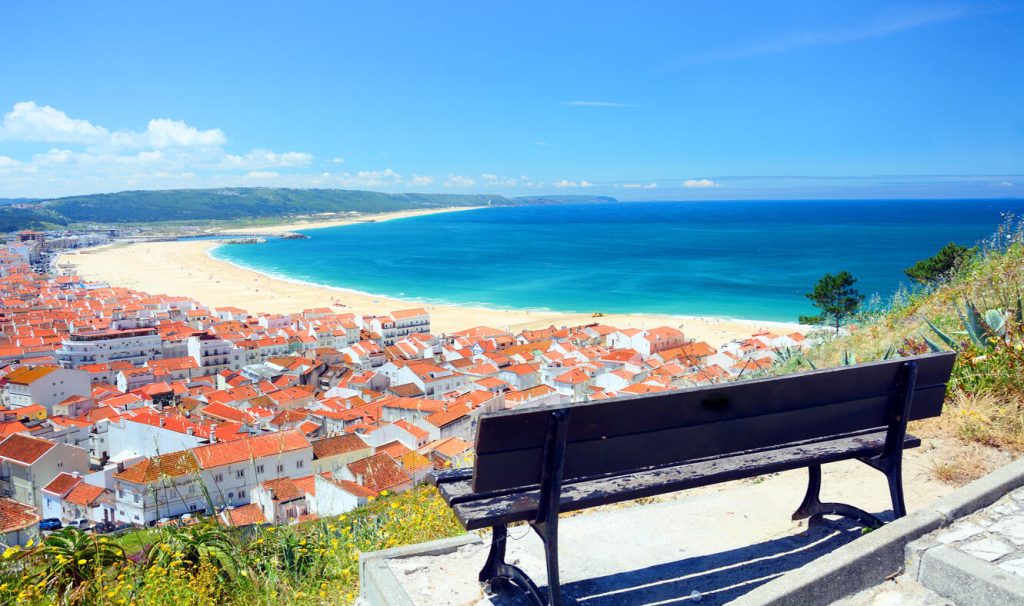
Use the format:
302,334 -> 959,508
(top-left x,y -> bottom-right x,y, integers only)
429,352 -> 956,606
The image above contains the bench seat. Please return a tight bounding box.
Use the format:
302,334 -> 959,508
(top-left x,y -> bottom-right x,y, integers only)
432,428 -> 920,530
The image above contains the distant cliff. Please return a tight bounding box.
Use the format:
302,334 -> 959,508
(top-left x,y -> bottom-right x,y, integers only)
0,188 -> 619,230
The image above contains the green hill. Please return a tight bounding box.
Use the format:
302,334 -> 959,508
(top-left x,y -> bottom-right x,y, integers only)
0,188 -> 619,228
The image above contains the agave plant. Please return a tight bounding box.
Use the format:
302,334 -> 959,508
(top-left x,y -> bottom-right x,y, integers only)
39,527 -> 126,590
771,346 -> 817,370
147,521 -> 239,578
923,299 -> 1012,352
836,344 -> 898,367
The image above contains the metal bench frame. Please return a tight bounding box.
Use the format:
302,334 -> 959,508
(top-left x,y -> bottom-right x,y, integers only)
434,357 -> 944,606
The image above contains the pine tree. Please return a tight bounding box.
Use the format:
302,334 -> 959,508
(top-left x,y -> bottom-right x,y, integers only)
798,271 -> 864,334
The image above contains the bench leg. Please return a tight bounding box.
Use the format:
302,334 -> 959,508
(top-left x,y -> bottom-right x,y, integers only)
479,524 -> 547,606
530,520 -> 563,606
886,460 -> 907,518
792,464 -> 885,529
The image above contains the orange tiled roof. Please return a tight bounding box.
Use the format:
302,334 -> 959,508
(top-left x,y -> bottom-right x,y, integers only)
225,502 -> 267,527
114,450 -> 199,484
0,433 -> 56,465
42,472 -> 81,496
310,434 -> 370,459
192,430 -> 310,470
4,365 -> 58,384
64,482 -> 105,506
346,453 -> 410,495
0,497 -> 39,533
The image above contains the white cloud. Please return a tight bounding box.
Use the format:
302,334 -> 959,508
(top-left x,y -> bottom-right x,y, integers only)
999,181 -> 1015,188
338,169 -> 403,188
563,101 -> 636,108
683,178 -> 722,188
0,102 -> 227,151
0,101 -> 110,144
480,173 -> 517,187
580,180 -> 593,188
555,180 -> 579,188
410,175 -> 436,186
444,174 -> 477,188
245,171 -> 280,179
332,157 -> 346,164
137,118 -> 225,149
622,182 -> 658,189
219,149 -> 313,169
0,155 -> 20,168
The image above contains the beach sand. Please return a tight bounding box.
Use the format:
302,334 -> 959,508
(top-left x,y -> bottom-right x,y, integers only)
218,206 -> 480,235
59,210 -> 804,342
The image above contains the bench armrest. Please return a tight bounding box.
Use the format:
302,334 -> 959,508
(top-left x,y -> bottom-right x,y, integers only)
429,467 -> 473,486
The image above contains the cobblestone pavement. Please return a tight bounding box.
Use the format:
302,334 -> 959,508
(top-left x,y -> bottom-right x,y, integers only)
925,485 -> 1024,576
837,486 -> 1024,606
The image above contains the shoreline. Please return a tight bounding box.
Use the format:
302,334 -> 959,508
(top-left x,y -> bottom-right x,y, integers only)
216,206 -> 483,235
208,243 -> 805,329
58,209 -> 805,342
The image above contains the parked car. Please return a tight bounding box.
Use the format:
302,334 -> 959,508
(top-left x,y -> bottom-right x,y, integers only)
39,518 -> 62,531
68,518 -> 91,530
92,521 -> 116,534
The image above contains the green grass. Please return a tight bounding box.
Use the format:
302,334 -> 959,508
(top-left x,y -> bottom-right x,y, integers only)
1,485 -> 463,605
110,527 -> 164,555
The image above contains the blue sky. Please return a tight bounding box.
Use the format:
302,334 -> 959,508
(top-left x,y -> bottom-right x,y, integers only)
1,1 -> 1022,199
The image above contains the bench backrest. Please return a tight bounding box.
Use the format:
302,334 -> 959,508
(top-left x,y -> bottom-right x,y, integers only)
471,351 -> 956,492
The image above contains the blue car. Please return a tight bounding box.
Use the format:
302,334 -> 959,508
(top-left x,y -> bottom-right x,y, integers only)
39,518 -> 62,531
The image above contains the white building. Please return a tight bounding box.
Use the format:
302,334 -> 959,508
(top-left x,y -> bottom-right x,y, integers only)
57,327 -> 163,369
187,334 -> 244,375
112,431 -> 313,526
3,366 -> 92,415
0,434 -> 90,511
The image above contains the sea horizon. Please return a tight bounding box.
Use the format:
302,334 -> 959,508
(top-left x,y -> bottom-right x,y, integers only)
211,198 -> 1024,323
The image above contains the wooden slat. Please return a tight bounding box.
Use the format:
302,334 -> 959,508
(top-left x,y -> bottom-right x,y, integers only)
428,468 -> 472,486
471,352 -> 954,492
454,431 -> 920,530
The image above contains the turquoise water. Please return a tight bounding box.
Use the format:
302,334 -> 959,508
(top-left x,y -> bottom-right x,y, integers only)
212,200 -> 1024,322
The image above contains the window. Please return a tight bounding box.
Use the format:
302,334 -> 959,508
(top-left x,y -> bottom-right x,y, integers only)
214,473 -> 223,483
296,460 -> 304,469
256,464 -> 264,474
236,470 -> 245,479
276,464 -> 284,473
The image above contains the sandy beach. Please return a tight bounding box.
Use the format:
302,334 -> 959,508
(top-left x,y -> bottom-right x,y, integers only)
218,206 -> 481,235
58,210 -> 803,342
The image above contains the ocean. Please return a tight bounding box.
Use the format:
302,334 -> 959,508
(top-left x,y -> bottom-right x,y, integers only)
211,199 -> 1024,322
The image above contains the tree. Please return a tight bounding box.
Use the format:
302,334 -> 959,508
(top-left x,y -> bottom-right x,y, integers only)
799,271 -> 864,334
904,242 -> 976,285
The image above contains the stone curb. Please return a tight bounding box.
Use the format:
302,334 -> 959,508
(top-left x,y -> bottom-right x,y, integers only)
917,545 -> 1024,606
359,533 -> 483,606
731,457 -> 1024,606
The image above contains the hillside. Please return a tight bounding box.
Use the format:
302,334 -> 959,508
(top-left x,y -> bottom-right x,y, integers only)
798,219 -> 1024,466
0,188 -> 619,229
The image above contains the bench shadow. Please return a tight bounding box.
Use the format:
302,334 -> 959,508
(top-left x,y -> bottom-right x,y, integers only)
489,514 -> 891,606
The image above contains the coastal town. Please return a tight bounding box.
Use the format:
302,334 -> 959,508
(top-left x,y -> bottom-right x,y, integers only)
0,228 -> 809,546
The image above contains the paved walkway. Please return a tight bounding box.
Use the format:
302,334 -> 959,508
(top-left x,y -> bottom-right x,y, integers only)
838,484 -> 1024,606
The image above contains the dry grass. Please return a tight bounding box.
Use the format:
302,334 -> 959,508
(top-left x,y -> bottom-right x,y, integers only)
914,391 -> 1024,453
928,444 -> 996,487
